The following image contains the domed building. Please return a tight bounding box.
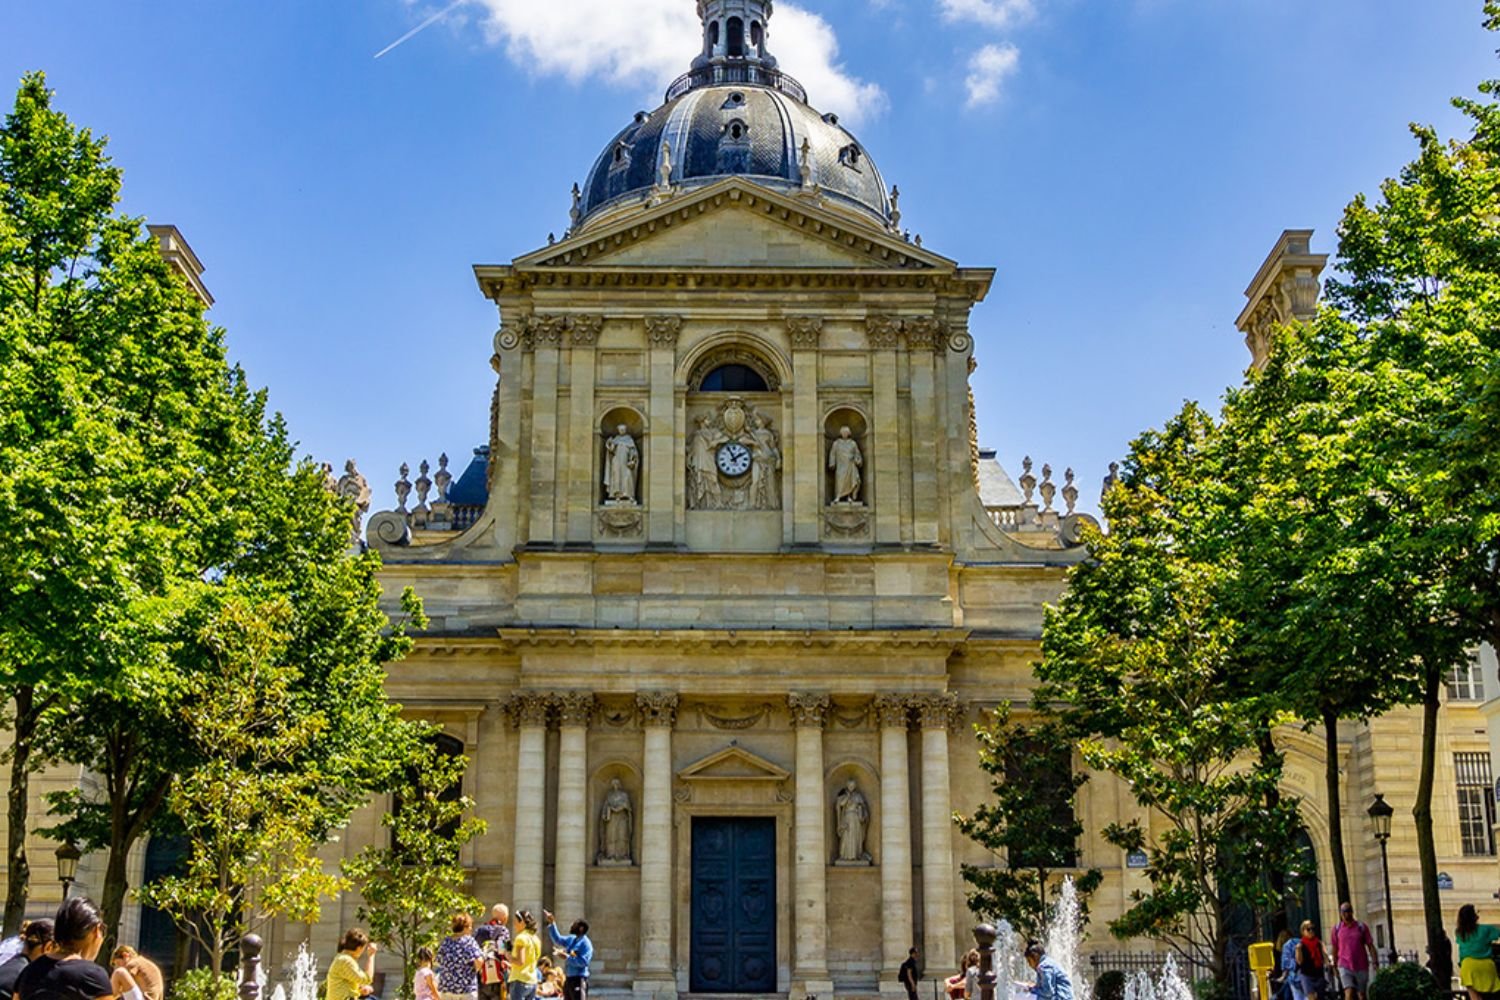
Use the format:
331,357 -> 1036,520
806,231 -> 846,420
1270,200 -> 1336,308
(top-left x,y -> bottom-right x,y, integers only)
201,4 -> 1500,998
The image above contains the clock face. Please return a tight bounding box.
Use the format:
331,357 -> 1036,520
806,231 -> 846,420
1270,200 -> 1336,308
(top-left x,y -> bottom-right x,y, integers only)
716,442 -> 752,478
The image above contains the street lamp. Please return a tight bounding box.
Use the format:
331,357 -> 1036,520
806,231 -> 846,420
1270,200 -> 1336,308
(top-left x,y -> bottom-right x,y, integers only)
54,840 -> 80,901
1368,793 -> 1398,965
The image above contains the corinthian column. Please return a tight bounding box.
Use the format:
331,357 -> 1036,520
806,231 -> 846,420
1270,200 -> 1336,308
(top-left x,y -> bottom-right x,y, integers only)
874,696 -> 915,992
634,692 -> 679,999
788,693 -> 834,999
508,693 -> 551,918
554,693 -> 595,924
917,694 -> 958,971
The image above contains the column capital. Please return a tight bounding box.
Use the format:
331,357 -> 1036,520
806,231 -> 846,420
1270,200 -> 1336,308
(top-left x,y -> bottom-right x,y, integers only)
636,690 -> 680,728
505,692 -> 552,729
528,314 -> 568,348
903,316 -> 944,351
788,692 -> 832,729
569,315 -> 603,347
554,692 -> 598,728
786,315 -> 824,350
872,695 -> 914,730
864,316 -> 902,351
914,693 -> 961,731
645,315 -> 682,348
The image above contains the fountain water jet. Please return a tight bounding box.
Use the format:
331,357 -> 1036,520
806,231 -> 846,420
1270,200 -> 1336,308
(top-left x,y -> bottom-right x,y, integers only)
288,942 -> 318,1000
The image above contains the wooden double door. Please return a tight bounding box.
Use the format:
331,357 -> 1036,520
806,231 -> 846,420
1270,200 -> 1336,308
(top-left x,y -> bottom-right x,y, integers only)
689,817 -> 777,993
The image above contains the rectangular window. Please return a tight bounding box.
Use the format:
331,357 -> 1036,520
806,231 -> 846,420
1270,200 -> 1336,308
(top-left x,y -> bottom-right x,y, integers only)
1455,751 -> 1496,857
1447,657 -> 1485,701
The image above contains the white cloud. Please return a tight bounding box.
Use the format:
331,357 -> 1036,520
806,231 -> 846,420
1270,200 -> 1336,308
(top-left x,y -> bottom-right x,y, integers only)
460,0 -> 886,124
964,42 -> 1019,107
938,0 -> 1035,30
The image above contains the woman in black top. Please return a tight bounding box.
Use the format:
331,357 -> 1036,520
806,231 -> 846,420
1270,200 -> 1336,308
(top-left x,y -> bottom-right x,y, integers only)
14,899 -> 113,1000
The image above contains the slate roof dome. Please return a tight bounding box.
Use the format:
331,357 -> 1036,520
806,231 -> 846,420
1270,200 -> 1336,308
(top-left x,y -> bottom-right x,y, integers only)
574,0 -> 893,231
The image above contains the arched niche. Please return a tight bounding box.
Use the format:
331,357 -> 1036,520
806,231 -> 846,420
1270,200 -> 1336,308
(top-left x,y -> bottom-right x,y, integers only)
825,758 -> 879,866
599,406 -> 646,507
590,760 -> 642,867
683,336 -> 788,518
823,406 -> 870,507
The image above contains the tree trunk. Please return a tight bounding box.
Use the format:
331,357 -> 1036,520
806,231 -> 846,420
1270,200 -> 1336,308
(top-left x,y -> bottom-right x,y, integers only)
1322,705 -> 1354,911
1414,665 -> 1445,961
100,834 -> 132,959
4,687 -> 39,936
1258,725 -> 1290,939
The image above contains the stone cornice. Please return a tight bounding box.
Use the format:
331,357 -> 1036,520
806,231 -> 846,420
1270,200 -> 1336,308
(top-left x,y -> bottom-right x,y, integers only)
511,178 -> 954,271
474,265 -> 993,301
495,627 -> 970,653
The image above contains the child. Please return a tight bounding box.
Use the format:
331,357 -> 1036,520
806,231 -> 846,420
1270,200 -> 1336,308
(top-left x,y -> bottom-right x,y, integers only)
414,946 -> 440,1000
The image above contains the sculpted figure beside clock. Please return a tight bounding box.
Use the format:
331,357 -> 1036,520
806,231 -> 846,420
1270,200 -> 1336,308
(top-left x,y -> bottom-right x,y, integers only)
686,398 -> 782,511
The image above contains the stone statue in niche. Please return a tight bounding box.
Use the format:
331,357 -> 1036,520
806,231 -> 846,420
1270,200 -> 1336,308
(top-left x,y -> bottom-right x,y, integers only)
834,778 -> 872,865
602,425 -> 640,505
597,778 -> 634,865
828,427 -> 864,504
686,397 -> 782,511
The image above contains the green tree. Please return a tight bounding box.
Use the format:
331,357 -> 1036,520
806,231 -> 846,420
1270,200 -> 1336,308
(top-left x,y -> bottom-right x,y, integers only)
343,740 -> 487,999
957,702 -> 1101,939
1037,407 -> 1306,979
0,70 -> 213,934
137,581 -> 422,976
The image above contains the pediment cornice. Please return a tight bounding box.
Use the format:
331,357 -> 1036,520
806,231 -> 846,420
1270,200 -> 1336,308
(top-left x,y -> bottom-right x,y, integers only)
511,178 -> 954,272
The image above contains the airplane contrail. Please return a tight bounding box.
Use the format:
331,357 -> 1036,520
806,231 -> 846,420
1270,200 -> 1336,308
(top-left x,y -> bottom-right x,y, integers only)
374,0 -> 468,59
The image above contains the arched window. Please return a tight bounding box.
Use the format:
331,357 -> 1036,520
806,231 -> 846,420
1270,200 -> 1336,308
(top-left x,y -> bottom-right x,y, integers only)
709,20 -> 720,49
726,17 -> 745,57
392,732 -> 465,852
751,21 -> 764,50
699,364 -> 769,393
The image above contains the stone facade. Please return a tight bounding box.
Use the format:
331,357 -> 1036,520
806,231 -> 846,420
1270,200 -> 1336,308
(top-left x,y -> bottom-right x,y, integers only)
3,15 -> 1499,1000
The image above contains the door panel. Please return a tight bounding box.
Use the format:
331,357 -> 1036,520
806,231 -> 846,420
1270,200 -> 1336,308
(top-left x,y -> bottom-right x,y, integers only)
691,817 -> 777,993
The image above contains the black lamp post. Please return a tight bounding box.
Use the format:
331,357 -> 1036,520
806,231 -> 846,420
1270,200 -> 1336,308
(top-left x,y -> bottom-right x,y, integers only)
1368,793 -> 1398,964
54,840 -> 80,901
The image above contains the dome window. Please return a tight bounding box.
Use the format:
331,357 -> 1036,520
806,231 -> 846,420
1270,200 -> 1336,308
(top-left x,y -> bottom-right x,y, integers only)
839,144 -> 863,170
717,119 -> 752,172
611,142 -> 632,170
699,364 -> 769,393
822,112 -> 840,126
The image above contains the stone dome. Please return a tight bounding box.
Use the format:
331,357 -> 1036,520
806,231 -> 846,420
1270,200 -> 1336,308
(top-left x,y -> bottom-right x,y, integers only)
576,83 -> 893,230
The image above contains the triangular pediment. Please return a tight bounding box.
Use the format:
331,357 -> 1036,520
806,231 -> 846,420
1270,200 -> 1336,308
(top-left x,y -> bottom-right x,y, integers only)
678,743 -> 792,783
515,178 -> 953,272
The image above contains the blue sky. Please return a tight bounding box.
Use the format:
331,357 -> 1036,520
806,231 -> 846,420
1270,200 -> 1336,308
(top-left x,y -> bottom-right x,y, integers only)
4,1 -> 1496,516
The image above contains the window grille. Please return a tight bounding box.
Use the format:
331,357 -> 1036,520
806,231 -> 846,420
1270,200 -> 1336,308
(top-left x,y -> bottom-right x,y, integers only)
1454,751 -> 1495,857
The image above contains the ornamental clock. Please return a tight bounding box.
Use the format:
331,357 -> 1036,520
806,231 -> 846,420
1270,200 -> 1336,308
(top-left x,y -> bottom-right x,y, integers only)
715,442 -> 752,478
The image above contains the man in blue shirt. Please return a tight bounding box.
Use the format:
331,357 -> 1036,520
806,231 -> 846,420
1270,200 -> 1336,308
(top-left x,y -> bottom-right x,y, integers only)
543,911 -> 593,1000
1021,942 -> 1074,1000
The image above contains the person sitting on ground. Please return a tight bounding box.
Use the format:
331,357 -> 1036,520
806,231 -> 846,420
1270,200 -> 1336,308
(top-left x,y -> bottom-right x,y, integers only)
1456,904 -> 1500,1000
1019,941 -> 1074,1000
414,947 -> 440,1000
542,911 -> 592,1000
327,928 -> 378,1000
946,950 -> 979,1000
534,960 -> 559,999
14,898 -> 114,1000
109,947 -> 163,1000
0,921 -> 52,1000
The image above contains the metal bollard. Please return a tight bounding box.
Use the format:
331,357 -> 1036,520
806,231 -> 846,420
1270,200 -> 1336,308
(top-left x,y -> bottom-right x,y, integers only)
239,934 -> 264,1000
